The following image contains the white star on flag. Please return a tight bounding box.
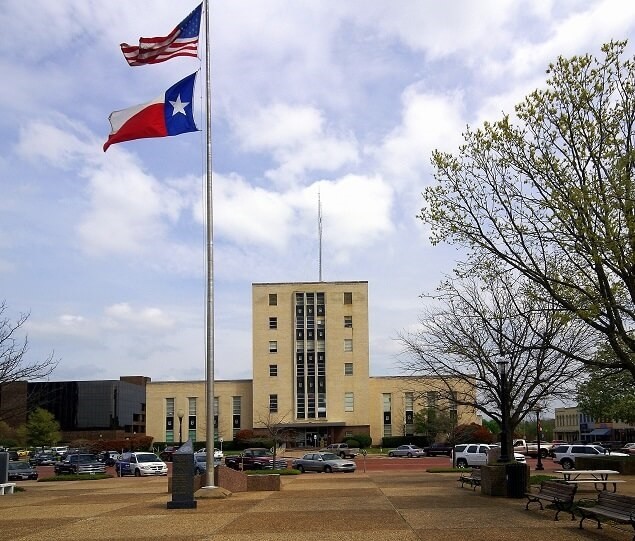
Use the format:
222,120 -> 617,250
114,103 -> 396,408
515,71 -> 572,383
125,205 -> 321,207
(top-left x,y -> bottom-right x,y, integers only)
170,94 -> 189,116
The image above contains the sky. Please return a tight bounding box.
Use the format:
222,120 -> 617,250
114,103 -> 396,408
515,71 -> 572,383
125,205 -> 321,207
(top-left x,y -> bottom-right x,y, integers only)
2,0 -> 635,386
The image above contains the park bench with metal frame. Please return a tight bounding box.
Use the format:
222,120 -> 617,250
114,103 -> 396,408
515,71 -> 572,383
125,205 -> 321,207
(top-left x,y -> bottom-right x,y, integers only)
525,480 -> 577,521
578,491 -> 635,540
457,469 -> 481,490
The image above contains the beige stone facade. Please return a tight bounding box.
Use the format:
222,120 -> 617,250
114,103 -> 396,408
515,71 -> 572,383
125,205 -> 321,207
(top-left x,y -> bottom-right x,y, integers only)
145,281 -> 479,446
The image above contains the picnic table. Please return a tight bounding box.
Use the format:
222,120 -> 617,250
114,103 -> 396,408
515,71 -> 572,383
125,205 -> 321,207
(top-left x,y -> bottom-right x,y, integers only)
554,469 -> 625,492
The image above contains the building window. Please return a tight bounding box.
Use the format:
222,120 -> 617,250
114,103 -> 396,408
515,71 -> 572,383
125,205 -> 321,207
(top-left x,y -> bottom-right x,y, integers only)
269,293 -> 277,306
344,315 -> 352,328
344,339 -> 353,352
405,392 -> 414,435
269,364 -> 278,377
269,316 -> 277,329
345,392 -> 354,412
344,292 -> 352,304
232,396 -> 241,435
269,341 -> 278,353
269,394 -> 278,413
449,391 -> 458,423
214,397 -> 219,433
165,398 -> 175,442
426,391 -> 438,408
188,397 -> 197,442
383,393 -> 392,436
344,362 -> 353,376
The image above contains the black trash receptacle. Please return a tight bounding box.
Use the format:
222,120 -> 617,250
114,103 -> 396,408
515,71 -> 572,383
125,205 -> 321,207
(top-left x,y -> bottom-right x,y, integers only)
505,462 -> 529,498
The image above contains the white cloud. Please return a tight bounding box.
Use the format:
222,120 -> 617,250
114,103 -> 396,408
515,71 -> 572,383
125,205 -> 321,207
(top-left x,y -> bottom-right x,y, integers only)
213,172 -> 392,256
376,87 -> 466,188
104,303 -> 174,329
230,103 -> 359,186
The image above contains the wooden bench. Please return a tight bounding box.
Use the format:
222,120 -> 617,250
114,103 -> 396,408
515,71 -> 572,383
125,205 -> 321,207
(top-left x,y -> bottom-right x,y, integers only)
525,480 -> 577,521
578,491 -> 635,540
0,483 -> 16,495
457,469 -> 481,490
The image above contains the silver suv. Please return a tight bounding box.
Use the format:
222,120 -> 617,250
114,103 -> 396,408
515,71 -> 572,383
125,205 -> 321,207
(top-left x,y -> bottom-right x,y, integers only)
551,444 -> 628,470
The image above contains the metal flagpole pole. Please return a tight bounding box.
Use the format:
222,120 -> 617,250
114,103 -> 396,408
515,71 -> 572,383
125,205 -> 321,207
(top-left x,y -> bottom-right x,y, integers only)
203,0 -> 216,486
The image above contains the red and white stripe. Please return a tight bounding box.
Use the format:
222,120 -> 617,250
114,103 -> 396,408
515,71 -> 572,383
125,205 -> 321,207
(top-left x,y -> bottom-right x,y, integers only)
120,29 -> 199,66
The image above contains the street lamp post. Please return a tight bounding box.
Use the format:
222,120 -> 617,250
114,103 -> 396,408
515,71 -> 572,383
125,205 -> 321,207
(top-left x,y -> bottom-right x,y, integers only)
535,406 -> 544,471
177,409 -> 184,447
497,357 -> 511,463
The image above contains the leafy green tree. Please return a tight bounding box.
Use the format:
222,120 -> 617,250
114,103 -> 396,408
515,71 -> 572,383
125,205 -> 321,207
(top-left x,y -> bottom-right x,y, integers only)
481,419 -> 499,435
24,407 -> 60,448
413,408 -> 455,441
577,369 -> 635,424
421,41 -> 635,379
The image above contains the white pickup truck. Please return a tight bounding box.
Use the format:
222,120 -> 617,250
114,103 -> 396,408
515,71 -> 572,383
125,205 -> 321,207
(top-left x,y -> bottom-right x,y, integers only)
513,439 -> 551,458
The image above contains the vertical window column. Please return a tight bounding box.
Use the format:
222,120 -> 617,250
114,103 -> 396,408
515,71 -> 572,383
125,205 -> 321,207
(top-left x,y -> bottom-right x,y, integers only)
383,393 -> 392,437
214,397 -> 219,437
404,392 -> 414,436
232,396 -> 241,436
165,398 -> 175,443
188,397 -> 197,443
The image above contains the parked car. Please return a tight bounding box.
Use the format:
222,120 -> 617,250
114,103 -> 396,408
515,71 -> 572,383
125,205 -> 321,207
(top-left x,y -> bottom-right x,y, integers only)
30,451 -> 57,466
224,448 -> 287,470
50,446 -> 69,457
388,444 -> 426,458
551,444 -> 628,470
99,451 -> 120,466
620,443 -> 635,454
8,461 -> 38,481
422,442 -> 453,456
159,446 -> 180,462
291,452 -> 357,473
453,443 -> 526,468
54,453 -> 106,475
194,453 -> 209,475
195,447 -> 224,459
320,443 -> 359,458
116,452 -> 168,477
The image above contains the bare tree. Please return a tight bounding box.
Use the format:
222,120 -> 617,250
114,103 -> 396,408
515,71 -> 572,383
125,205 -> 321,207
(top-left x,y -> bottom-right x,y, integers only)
255,409 -> 295,468
0,301 -> 58,423
398,271 -> 593,456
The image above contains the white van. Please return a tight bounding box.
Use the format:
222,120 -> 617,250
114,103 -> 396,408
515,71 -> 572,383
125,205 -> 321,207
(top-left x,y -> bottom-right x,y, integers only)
51,446 -> 68,456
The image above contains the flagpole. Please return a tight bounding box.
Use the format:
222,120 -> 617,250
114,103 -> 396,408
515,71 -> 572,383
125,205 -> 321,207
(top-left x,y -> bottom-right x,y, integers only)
203,0 -> 215,485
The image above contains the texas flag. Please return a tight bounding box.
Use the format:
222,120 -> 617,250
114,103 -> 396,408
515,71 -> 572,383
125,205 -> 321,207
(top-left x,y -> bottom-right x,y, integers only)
103,72 -> 198,152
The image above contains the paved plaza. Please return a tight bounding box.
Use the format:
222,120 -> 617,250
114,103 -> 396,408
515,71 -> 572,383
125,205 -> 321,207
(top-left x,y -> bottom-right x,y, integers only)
0,469 -> 633,541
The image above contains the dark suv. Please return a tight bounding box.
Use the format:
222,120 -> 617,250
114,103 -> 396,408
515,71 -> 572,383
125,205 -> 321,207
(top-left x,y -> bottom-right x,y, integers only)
159,446 -> 180,462
54,453 -> 106,475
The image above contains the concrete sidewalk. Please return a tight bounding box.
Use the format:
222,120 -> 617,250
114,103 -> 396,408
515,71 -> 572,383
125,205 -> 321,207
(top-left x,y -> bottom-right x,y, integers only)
0,471 -> 633,541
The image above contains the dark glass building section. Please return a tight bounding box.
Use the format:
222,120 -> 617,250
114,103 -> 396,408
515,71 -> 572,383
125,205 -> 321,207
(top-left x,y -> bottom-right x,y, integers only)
27,379 -> 146,433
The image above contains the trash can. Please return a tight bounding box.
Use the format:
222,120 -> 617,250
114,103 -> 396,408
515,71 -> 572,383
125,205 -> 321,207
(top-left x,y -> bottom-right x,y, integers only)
505,462 -> 529,498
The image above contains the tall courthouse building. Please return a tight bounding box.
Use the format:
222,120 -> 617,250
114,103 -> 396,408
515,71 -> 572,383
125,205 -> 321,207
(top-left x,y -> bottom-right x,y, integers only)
146,281 -> 478,446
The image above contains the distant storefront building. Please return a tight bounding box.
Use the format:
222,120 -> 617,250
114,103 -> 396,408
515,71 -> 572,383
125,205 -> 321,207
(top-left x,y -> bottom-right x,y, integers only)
554,406 -> 635,443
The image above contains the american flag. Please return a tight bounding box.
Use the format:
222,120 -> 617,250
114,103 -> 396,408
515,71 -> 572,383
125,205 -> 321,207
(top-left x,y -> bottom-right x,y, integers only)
120,3 -> 202,66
